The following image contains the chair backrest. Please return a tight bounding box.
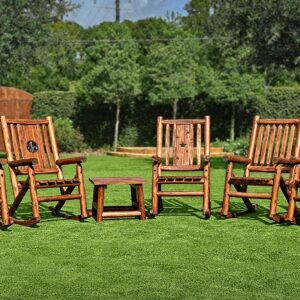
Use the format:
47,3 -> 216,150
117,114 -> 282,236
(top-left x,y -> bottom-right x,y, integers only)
248,116 -> 300,166
156,116 -> 210,168
1,116 -> 59,173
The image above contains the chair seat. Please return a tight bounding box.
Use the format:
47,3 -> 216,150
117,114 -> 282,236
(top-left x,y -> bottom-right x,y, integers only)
36,178 -> 80,189
158,176 -> 204,184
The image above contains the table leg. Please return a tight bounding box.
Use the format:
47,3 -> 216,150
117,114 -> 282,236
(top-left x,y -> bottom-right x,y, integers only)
137,184 -> 146,220
96,185 -> 105,222
130,185 -> 138,208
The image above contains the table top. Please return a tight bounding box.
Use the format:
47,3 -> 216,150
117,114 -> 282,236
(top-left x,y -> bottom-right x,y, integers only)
89,177 -> 147,186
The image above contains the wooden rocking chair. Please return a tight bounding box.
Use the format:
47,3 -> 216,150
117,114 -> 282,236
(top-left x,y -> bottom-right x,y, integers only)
0,161 -> 13,228
151,116 -> 211,218
1,116 -> 90,226
220,116 -> 300,221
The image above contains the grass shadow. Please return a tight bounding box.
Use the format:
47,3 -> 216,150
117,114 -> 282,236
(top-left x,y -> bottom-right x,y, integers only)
145,198 -> 207,219
213,200 -> 281,225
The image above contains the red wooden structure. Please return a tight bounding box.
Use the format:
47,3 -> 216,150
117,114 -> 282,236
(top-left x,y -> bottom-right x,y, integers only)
0,87 -> 33,152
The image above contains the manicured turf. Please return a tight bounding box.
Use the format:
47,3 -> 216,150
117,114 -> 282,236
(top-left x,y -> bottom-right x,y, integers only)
1,156 -> 299,299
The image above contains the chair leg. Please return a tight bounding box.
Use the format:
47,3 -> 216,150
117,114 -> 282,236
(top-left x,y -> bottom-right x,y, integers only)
285,184 -> 298,223
220,162 -> 233,217
77,164 -> 89,219
203,165 -> 210,218
269,165 -> 283,222
151,184 -> 158,217
8,177 -> 39,227
130,185 -> 138,209
137,185 -> 146,220
0,171 -> 13,228
28,167 -> 40,222
151,166 -> 159,217
158,183 -> 163,211
9,179 -> 29,216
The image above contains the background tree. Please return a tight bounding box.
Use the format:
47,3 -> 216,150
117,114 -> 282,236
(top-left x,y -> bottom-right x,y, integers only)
0,0 -> 77,86
185,0 -> 300,86
144,36 -> 202,119
21,21 -> 84,93
82,22 -> 133,75
79,42 -> 141,150
206,52 -> 266,141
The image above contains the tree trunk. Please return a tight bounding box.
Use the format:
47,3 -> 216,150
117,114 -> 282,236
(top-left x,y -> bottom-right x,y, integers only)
230,106 -> 235,141
173,99 -> 178,119
114,99 -> 121,151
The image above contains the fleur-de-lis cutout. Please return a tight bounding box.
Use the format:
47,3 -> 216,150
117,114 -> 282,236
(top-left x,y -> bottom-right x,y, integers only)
26,140 -> 38,153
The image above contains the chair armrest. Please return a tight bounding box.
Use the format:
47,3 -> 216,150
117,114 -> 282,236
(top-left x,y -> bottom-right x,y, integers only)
273,157 -> 300,166
152,155 -> 162,164
223,155 -> 251,164
8,158 -> 37,168
56,156 -> 86,166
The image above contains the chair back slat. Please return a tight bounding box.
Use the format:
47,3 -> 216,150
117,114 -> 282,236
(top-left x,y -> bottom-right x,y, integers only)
42,124 -> 55,167
273,125 -> 283,159
188,124 -> 194,165
253,125 -> 264,164
156,117 -> 210,167
259,125 -> 270,165
10,124 -> 21,161
250,117 -> 300,166
286,125 -> 295,159
266,125 -> 277,164
165,124 -> 170,165
196,123 -> 201,165
279,125 -> 289,157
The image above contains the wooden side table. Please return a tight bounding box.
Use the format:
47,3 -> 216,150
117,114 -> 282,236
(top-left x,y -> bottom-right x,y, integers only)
89,177 -> 147,222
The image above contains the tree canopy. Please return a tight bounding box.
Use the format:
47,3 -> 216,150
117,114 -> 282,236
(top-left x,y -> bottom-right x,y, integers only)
0,0 -> 77,86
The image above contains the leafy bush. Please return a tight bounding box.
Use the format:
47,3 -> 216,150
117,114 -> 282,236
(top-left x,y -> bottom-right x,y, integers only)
32,91 -> 77,119
223,136 -> 249,156
53,118 -> 87,152
118,126 -> 139,146
261,86 -> 300,118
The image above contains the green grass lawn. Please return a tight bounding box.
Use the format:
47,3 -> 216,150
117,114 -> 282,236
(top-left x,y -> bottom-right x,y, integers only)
1,156 -> 300,299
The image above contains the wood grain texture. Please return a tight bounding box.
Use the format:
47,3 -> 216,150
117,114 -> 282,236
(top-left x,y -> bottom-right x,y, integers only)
220,115 -> 300,221
1,116 -> 89,225
151,116 -> 210,218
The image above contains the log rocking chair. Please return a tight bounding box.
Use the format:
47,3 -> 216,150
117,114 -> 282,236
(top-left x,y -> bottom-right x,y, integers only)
1,116 -> 90,226
151,116 -> 211,218
0,161 -> 13,228
220,116 -> 300,222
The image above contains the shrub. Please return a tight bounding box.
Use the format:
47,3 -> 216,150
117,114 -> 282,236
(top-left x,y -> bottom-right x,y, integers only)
118,126 -> 139,147
261,86 -> 300,118
53,118 -> 87,152
223,136 -> 249,156
32,91 -> 77,119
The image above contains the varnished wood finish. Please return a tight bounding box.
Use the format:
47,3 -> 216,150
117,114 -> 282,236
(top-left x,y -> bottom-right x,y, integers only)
90,177 -> 147,185
151,116 -> 211,218
90,177 -> 147,222
1,116 -> 90,226
0,163 -> 13,228
220,115 -> 300,221
273,159 -> 300,224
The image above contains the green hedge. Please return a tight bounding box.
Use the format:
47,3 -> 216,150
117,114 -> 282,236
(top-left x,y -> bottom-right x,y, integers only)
261,86 -> 300,118
32,91 -> 86,152
32,91 -> 77,119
